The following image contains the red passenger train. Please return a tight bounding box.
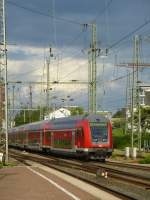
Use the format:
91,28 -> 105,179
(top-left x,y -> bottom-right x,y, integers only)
8,114 -> 113,160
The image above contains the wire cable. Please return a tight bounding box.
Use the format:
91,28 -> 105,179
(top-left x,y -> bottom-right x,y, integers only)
109,19 -> 150,50
7,0 -> 82,25
60,62 -> 88,81
8,67 -> 42,78
94,0 -> 113,21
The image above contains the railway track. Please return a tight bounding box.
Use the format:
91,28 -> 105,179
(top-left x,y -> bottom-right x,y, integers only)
106,160 -> 150,171
8,149 -> 150,200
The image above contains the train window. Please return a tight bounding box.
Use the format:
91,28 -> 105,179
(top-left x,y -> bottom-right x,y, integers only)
90,123 -> 108,143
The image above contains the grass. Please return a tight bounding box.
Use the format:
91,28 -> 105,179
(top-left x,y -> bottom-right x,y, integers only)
110,148 -> 150,164
0,163 -> 3,168
0,162 -> 16,168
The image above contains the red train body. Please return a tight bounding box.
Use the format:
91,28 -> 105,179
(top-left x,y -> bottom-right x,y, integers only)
8,114 -> 113,160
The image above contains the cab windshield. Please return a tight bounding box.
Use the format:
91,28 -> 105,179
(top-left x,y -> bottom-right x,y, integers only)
90,122 -> 108,144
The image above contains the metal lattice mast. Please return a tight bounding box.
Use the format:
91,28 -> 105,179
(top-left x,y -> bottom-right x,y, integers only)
88,23 -> 97,113
29,84 -> 32,109
117,36 -> 147,150
125,70 -> 130,135
46,52 -> 50,110
0,0 -> 4,130
29,84 -> 32,122
131,35 -> 141,149
0,0 -> 8,162
135,35 -> 142,151
88,47 -> 92,112
0,0 -> 4,45
46,47 -> 53,112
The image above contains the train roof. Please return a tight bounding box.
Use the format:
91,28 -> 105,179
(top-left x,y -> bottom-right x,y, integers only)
48,113 -> 108,123
9,114 -> 109,132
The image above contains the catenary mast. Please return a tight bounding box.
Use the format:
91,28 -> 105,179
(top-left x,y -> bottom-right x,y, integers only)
0,0 -> 8,162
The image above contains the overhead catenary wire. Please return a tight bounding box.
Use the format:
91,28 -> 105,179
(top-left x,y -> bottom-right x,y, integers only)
60,30 -> 88,52
59,26 -> 89,59
7,0 -> 150,56
8,67 -> 42,78
60,62 -> 88,81
59,50 -> 84,66
108,18 -> 150,50
7,0 -> 82,25
93,0 -> 113,22
51,0 -> 57,47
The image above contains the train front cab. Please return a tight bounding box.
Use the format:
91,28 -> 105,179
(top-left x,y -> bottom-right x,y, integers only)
75,118 -> 113,161
88,120 -> 113,160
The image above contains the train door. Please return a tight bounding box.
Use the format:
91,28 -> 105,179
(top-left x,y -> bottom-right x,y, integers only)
72,130 -> 75,149
75,128 -> 84,148
51,132 -> 54,148
42,130 -> 52,152
45,131 -> 51,147
40,131 -> 43,149
42,130 -> 46,146
26,131 -> 28,147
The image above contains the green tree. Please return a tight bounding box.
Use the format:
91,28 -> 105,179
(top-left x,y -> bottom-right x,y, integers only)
14,106 -> 48,126
139,107 -> 150,141
14,106 -> 85,126
70,107 -> 84,116
133,106 -> 150,133
113,108 -> 126,118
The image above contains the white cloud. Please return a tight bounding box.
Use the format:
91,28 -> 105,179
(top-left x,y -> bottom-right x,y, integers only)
8,45 -> 44,79
7,45 -> 89,108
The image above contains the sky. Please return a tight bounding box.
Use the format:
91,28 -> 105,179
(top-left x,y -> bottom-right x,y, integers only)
1,0 -> 150,113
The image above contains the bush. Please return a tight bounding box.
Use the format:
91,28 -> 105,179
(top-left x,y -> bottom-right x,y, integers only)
112,118 -> 125,129
139,156 -> 150,164
113,128 -> 130,149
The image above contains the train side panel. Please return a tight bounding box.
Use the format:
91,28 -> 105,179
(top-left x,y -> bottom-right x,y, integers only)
53,130 -> 72,149
27,131 -> 41,150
